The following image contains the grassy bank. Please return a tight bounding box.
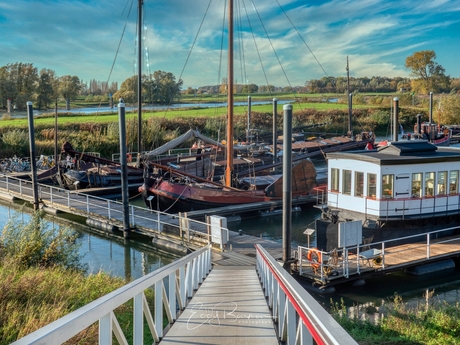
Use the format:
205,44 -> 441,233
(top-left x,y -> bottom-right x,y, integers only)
331,296 -> 460,345
0,210 -> 156,344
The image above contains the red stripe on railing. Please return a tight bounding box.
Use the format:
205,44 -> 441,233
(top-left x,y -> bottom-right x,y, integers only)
255,244 -> 327,345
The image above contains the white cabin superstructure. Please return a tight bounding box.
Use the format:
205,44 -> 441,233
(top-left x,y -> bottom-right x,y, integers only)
324,140 -> 460,227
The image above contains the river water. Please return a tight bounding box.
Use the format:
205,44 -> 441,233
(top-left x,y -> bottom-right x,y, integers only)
11,100 -> 292,118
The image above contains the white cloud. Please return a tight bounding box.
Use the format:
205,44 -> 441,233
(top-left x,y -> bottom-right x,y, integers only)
0,0 -> 458,89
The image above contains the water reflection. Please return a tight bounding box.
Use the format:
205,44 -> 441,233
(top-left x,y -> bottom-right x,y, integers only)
226,207 -> 321,246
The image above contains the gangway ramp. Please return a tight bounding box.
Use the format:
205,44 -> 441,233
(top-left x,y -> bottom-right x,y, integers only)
159,266 -> 278,344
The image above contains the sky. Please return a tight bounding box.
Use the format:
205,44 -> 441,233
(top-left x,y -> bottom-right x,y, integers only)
1,0 -> 459,90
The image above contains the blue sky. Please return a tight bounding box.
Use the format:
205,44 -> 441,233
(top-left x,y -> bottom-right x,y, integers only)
1,0 -> 459,89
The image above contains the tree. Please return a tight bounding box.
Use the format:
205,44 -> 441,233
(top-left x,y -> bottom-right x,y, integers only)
242,83 -> 258,93
148,70 -> 183,104
0,66 -> 15,109
36,69 -> 58,110
0,63 -> 38,109
115,75 -> 138,103
59,75 -> 81,110
405,50 -> 450,94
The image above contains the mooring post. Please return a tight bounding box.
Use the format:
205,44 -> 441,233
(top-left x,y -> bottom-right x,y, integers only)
348,93 -> 353,136
272,98 -> 278,166
393,97 -> 399,142
429,92 -> 433,124
118,102 -> 130,238
282,104 -> 292,265
7,98 -> 12,114
27,102 -> 40,211
247,95 -> 252,144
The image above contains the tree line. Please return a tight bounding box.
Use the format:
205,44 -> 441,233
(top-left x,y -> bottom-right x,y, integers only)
0,63 -> 182,111
1,50 -> 458,111
0,63 -> 119,111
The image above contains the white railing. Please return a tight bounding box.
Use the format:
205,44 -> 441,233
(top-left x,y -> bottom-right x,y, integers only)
12,244 -> 212,345
255,244 -> 358,345
297,226 -> 460,283
0,175 -> 228,248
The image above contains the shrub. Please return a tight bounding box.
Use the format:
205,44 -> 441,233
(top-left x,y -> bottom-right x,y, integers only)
0,209 -> 83,271
0,129 -> 29,157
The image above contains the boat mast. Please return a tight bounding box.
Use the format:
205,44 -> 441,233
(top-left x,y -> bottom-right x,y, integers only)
225,0 -> 234,187
137,0 -> 143,167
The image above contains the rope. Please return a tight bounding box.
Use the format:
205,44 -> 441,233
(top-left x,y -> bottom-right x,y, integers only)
162,177 -> 191,213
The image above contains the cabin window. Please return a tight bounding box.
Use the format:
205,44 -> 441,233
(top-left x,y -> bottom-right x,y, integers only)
449,170 -> 459,195
355,171 -> 364,197
412,173 -> 422,198
367,173 -> 376,199
342,170 -> 352,195
382,174 -> 394,198
437,171 -> 447,195
425,172 -> 435,197
331,168 -> 339,192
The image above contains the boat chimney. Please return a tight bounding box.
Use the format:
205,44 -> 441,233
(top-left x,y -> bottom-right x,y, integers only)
393,97 -> 399,142
429,92 -> 433,124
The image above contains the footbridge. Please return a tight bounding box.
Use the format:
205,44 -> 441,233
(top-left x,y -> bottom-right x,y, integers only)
11,244 -> 358,345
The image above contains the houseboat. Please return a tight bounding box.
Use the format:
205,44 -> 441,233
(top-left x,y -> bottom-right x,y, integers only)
315,140 -> 460,250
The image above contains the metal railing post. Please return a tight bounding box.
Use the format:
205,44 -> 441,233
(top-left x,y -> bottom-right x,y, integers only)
427,233 -> 431,259
131,205 -> 135,226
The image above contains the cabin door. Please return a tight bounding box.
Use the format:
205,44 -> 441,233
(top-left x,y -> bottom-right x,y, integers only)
395,173 -> 410,198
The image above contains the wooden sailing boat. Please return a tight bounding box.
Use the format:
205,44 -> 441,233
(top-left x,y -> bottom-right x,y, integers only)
138,0 -> 319,212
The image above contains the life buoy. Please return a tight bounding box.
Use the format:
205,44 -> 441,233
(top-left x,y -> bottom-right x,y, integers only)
126,153 -> 132,163
307,248 -> 322,268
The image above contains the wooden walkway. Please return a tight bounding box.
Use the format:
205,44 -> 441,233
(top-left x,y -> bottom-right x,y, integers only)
159,266 -> 278,345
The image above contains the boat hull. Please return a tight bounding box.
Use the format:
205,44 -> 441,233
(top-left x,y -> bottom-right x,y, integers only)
139,159 -> 318,213
139,179 -> 269,212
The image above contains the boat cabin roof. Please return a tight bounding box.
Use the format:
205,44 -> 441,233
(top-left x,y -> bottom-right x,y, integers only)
326,140 -> 460,166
